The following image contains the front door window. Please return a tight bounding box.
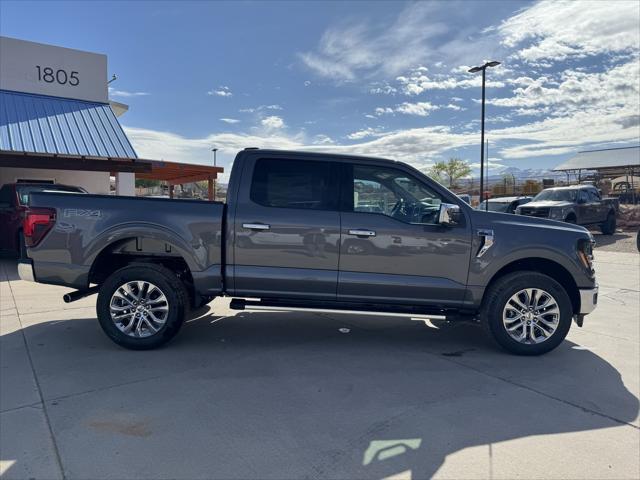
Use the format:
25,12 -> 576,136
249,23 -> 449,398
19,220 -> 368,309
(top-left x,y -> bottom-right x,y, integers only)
351,165 -> 444,224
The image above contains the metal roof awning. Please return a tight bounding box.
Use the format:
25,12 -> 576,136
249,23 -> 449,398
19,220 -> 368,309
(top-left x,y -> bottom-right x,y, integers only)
553,146 -> 640,172
0,149 -> 152,173
0,90 -> 137,158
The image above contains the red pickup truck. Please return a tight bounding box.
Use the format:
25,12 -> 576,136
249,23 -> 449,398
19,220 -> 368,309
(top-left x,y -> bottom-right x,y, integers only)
0,182 -> 86,255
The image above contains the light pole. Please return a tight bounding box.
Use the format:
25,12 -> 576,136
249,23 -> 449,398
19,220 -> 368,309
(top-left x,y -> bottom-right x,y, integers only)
211,147 -> 218,201
468,60 -> 500,208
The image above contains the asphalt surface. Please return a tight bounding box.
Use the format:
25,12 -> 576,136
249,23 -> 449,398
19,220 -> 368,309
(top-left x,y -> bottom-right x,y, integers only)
591,230 -> 639,253
1,251 -> 638,479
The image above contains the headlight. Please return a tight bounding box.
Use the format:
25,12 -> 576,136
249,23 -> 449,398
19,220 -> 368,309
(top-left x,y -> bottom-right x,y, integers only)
550,209 -> 565,219
577,237 -> 595,275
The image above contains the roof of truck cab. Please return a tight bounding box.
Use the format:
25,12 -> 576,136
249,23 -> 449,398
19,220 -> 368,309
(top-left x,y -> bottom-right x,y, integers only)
485,196 -> 531,202
240,148 -> 395,163
544,185 -> 596,190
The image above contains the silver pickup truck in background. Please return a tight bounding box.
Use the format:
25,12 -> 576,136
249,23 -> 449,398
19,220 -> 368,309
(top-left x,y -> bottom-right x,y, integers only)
516,185 -> 618,234
18,149 -> 598,355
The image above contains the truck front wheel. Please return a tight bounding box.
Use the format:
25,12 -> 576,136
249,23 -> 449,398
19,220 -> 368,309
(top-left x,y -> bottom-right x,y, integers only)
600,212 -> 616,235
96,264 -> 188,350
481,271 -> 573,355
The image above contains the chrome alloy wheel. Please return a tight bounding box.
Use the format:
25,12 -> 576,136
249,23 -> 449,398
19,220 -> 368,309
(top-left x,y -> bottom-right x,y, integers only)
109,281 -> 169,338
502,288 -> 560,344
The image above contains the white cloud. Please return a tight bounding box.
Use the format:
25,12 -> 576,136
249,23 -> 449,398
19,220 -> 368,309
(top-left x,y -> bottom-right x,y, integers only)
346,127 -> 386,140
123,126 -> 303,183
374,107 -> 394,116
312,134 -> 335,145
220,118 -> 240,124
373,101 -> 463,117
108,87 -> 149,98
208,86 -> 233,97
498,0 -> 640,63
304,80 -> 312,87
369,84 -> 397,95
395,101 -> 439,117
487,61 -> 640,118
299,3 -> 449,80
261,115 -> 285,129
239,104 -> 283,113
396,66 -> 505,95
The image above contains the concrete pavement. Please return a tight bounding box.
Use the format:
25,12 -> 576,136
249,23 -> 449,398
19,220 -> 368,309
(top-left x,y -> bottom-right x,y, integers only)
1,251 -> 638,479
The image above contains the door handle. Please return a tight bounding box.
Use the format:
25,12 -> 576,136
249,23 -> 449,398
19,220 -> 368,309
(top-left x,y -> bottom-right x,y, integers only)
348,229 -> 376,237
243,223 -> 270,231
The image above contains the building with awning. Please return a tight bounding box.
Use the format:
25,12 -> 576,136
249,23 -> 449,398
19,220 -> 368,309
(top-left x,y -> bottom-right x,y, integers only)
553,146 -> 639,178
553,146 -> 639,202
0,36 -> 222,198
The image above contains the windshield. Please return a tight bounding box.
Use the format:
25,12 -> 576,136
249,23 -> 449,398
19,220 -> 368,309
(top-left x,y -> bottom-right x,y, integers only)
478,201 -> 511,212
16,185 -> 86,205
533,189 -> 576,202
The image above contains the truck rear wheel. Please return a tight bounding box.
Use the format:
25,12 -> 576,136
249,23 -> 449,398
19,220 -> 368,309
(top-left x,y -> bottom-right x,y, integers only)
600,212 -> 616,235
481,271 -> 572,355
96,264 -> 188,350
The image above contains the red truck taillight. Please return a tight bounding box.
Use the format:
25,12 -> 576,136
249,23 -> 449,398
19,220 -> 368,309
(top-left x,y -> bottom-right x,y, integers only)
23,208 -> 56,247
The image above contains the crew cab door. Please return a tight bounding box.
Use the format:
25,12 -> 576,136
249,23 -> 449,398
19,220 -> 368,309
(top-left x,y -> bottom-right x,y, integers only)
576,189 -> 596,224
588,189 -> 608,223
231,156 -> 341,300
337,162 -> 472,307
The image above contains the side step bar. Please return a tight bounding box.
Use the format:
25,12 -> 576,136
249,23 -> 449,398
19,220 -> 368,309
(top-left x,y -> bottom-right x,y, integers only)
229,298 -> 447,320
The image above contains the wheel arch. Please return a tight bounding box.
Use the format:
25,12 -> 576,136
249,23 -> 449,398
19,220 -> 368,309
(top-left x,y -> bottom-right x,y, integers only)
484,257 -> 580,315
88,235 -> 196,306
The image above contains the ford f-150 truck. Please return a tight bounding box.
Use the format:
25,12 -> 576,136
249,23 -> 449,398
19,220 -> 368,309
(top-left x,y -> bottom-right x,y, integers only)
515,185 -> 618,234
17,149 -> 599,355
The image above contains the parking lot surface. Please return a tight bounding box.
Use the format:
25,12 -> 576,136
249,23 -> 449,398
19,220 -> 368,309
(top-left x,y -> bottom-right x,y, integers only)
1,251 -> 638,480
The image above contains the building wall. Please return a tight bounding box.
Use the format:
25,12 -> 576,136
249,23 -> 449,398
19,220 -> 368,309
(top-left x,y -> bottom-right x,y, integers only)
0,167 -> 110,194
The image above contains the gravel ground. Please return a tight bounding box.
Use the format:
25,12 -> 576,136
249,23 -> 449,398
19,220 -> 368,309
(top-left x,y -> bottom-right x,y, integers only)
591,229 -> 639,253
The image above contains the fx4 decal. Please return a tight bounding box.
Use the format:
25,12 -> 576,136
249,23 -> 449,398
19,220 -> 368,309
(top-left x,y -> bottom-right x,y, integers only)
63,208 -> 102,218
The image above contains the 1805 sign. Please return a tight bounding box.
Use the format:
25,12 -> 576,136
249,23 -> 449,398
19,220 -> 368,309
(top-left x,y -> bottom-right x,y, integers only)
36,66 -> 79,86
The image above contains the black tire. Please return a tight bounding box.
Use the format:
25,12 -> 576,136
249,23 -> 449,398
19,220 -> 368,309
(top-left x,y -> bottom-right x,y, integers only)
599,212 -> 616,235
637,230 -> 640,253
17,232 -> 27,259
96,264 -> 189,350
564,215 -> 576,224
481,271 -> 573,355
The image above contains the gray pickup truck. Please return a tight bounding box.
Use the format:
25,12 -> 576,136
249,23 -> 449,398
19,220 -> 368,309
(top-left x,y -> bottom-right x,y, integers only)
516,185 -> 618,234
18,149 -> 598,355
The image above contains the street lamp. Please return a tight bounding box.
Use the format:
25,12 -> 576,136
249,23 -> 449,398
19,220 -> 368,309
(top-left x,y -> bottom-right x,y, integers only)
211,147 -> 218,201
468,60 -> 500,208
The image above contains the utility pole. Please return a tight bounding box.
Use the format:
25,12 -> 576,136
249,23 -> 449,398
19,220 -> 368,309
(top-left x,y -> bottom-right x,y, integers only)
468,60 -> 501,208
486,139 -> 489,211
211,147 -> 218,201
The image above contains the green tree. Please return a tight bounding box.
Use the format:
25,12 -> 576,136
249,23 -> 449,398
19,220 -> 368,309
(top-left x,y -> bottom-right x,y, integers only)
427,158 -> 472,189
135,178 -> 161,188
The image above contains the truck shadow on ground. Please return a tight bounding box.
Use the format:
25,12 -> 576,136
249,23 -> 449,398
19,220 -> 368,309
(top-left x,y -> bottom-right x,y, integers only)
2,310 -> 638,479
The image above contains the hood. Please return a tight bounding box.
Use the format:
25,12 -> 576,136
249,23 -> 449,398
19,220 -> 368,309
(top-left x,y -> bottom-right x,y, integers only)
470,208 -> 589,236
520,200 -> 573,209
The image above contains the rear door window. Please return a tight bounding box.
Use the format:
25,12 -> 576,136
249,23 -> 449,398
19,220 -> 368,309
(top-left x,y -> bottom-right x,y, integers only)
250,158 -> 337,210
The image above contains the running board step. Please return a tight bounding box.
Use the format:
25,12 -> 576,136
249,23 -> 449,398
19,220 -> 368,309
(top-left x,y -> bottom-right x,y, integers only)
229,298 -> 447,319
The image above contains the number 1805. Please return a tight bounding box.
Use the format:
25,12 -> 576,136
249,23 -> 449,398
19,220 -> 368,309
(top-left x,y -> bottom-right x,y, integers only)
36,66 -> 79,86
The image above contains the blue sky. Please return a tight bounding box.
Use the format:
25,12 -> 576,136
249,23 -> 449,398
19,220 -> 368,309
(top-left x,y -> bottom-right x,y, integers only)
1,0 -> 639,181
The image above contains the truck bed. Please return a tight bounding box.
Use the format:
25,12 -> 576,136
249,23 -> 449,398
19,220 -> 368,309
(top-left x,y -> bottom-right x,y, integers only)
26,192 -> 224,294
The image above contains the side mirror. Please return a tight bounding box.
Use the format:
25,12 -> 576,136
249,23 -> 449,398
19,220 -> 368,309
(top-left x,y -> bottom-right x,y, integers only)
438,203 -> 461,226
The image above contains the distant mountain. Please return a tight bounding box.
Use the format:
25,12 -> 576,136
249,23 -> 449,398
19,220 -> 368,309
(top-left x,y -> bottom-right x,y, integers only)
493,166 -> 567,181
